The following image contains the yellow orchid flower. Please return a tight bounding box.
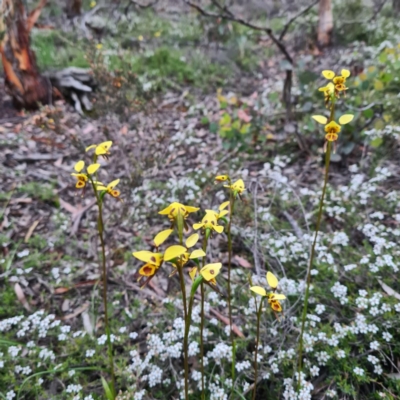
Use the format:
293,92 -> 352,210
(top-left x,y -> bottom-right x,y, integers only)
189,267 -> 198,282
312,114 -> 354,143
322,69 -> 351,95
215,175 -> 230,183
250,272 -> 286,313
96,179 -> 121,200
318,82 -> 334,106
132,250 -> 163,280
193,211 -> 224,234
165,243 -> 205,277
85,141 -> 113,158
153,229 -> 174,247
159,202 -> 199,222
206,201 -> 230,221
186,233 -> 199,248
71,161 -> 100,189
224,179 -> 246,197
200,263 -> 222,285
164,245 -> 187,262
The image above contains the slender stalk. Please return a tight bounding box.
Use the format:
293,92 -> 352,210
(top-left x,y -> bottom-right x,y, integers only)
227,193 -> 236,388
177,264 -> 189,400
200,281 -> 205,400
91,181 -> 116,398
296,103 -> 335,391
200,234 -> 208,400
252,297 -> 264,400
175,221 -> 190,400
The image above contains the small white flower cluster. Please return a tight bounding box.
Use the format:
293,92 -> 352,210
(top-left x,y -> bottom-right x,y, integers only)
38,348 -> 56,362
235,360 -> 251,372
66,384 -> 82,393
207,343 -> 232,364
282,373 -> 314,400
14,365 -> 32,375
6,391 -> 16,400
330,282 -> 348,304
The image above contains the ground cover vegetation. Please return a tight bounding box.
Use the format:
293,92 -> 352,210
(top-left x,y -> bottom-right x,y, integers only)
1,0 -> 400,399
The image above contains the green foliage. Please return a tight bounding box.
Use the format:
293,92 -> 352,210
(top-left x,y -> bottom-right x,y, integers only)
32,31 -> 89,69
18,182 -> 57,204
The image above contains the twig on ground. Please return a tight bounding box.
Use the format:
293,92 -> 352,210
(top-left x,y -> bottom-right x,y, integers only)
282,210 -> 304,243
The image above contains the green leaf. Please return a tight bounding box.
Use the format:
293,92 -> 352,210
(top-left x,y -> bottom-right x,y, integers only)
232,120 -> 241,130
370,137 -> 383,148
219,113 -> 231,126
240,123 -> 251,134
101,377 -> 114,400
374,119 -> 385,130
209,122 -> 218,134
362,109 -> 374,119
201,116 -> 209,125
378,52 -> 387,63
380,72 -> 393,83
374,80 -> 384,91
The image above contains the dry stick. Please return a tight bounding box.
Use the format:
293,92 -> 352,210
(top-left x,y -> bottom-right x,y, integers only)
252,297 -> 264,400
227,192 -> 236,393
91,181 -> 116,398
296,104 -> 335,391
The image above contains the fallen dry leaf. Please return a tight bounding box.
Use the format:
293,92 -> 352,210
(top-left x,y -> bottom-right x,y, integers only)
60,302 -> 90,320
378,280 -> 400,301
234,255 -> 252,268
14,283 -> 31,311
24,219 -> 40,243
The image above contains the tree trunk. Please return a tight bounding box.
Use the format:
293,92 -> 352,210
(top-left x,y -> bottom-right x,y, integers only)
317,0 -> 333,47
0,0 -> 51,110
66,0 -> 82,18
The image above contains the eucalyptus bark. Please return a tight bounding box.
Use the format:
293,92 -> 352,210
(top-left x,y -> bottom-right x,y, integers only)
317,0 -> 333,47
0,0 -> 51,109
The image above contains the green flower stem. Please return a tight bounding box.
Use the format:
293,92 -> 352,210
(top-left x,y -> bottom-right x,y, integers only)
90,179 -> 116,399
184,276 -> 198,400
252,297 -> 264,400
227,193 -> 236,388
200,234 -> 209,400
297,102 -> 335,391
176,219 -> 190,400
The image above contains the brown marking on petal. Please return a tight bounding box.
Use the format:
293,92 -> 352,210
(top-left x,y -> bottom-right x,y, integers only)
150,256 -> 156,263
143,266 -> 153,275
270,300 -> 282,312
211,220 -> 215,225
326,133 -> 338,142
210,269 -> 215,275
